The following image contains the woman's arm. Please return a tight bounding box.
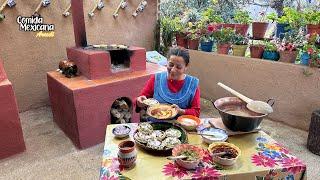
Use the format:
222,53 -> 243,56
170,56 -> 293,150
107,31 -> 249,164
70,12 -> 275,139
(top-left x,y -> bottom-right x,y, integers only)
135,75 -> 155,112
184,87 -> 201,117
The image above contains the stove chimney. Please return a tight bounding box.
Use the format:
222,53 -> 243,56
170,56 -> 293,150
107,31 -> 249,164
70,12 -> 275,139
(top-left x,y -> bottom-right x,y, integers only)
71,0 -> 87,47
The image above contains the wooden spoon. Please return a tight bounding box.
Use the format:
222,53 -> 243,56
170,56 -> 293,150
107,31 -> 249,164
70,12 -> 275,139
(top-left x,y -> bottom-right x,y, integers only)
217,82 -> 273,114
167,155 -> 187,160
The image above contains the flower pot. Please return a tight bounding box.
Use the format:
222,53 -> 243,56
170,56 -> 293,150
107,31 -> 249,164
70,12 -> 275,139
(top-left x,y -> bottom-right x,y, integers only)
232,45 -> 248,56
221,23 -> 235,29
279,51 -> 298,63
276,23 -> 290,39
176,33 -> 188,48
200,41 -> 214,52
188,39 -> 199,50
217,44 -> 231,54
252,22 -> 269,39
307,24 -> 320,35
300,52 -> 310,65
235,24 -> 249,36
250,45 -> 265,59
118,140 -> 137,168
262,51 -> 280,61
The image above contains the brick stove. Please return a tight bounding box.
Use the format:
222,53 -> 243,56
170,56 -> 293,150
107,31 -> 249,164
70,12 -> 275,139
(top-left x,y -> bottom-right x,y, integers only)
47,0 -> 165,149
0,60 -> 25,159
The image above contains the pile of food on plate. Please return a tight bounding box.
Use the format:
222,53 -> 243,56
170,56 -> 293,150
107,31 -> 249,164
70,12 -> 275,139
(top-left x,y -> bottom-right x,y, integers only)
146,104 -> 178,120
133,123 -> 182,150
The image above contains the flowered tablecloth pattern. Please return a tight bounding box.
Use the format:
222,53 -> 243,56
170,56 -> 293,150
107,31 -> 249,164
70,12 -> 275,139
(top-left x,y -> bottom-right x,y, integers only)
100,121 -> 306,180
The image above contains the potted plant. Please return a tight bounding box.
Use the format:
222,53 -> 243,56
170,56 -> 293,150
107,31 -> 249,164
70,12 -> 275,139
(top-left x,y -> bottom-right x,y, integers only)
250,42 -> 265,59
303,9 -> 320,35
202,8 -> 224,30
232,34 -> 249,56
186,22 -> 200,50
173,17 -> 188,48
277,31 -> 304,63
252,11 -> 269,39
262,40 -> 280,61
233,10 -> 252,36
300,34 -> 320,66
199,23 -> 215,52
267,8 -> 304,39
212,28 -> 236,54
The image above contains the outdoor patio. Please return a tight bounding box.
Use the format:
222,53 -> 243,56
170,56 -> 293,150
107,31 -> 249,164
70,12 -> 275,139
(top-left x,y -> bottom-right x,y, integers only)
0,99 -> 319,179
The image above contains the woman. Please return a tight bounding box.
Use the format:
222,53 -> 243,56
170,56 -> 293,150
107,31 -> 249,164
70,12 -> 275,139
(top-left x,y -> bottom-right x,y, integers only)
136,47 -> 200,118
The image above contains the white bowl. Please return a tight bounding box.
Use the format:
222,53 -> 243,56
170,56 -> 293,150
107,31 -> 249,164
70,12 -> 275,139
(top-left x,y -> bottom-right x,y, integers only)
112,125 -> 131,139
199,127 -> 228,144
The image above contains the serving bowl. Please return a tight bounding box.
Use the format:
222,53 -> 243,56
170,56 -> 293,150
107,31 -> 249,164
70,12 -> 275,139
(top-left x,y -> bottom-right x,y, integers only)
176,115 -> 201,131
172,144 -> 204,170
112,124 -> 131,139
208,142 -> 241,166
199,127 -> 228,144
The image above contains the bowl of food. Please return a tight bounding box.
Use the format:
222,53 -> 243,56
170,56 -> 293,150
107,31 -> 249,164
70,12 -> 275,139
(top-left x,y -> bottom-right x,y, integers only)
112,124 -> 131,139
212,97 -> 273,131
177,115 -> 201,131
208,142 -> 241,166
133,122 -> 188,155
142,98 -> 159,106
146,104 -> 178,120
199,127 -> 228,144
172,144 -> 204,170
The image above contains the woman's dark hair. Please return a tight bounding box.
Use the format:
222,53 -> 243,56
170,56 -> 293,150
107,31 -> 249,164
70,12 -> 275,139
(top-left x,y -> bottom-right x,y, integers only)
168,47 -> 190,66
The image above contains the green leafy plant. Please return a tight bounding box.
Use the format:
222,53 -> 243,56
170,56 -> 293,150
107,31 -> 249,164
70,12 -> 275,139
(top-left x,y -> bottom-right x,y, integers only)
202,8 -> 224,23
160,17 -> 175,54
186,22 -> 201,40
267,7 -> 305,30
232,34 -> 249,45
212,28 -> 236,44
303,9 -> 320,25
234,10 -> 252,24
172,17 -> 186,34
264,41 -> 278,52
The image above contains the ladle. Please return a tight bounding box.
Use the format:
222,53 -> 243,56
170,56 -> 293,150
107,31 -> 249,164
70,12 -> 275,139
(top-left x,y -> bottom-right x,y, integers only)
217,82 -> 273,114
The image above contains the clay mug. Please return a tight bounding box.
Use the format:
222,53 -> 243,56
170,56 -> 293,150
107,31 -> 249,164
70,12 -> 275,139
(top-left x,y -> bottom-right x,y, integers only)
118,140 -> 137,168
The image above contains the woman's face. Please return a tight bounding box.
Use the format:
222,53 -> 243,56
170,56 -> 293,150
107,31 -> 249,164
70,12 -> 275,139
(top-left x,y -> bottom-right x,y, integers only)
167,55 -> 187,80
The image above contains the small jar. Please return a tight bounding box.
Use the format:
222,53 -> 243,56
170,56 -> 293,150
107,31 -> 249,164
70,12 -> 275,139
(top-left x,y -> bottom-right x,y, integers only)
118,140 -> 137,168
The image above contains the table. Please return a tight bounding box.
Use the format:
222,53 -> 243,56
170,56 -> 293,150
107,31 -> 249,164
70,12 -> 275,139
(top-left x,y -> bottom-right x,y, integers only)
100,121 -> 306,180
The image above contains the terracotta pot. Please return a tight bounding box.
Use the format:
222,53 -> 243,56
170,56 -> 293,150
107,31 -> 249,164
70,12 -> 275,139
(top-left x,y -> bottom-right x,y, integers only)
233,45 -> 248,56
176,33 -> 188,48
252,22 -> 269,39
306,24 -> 320,35
222,23 -> 235,29
188,39 -> 199,50
279,51 -> 298,63
118,140 -> 137,168
250,45 -> 265,59
235,24 -> 249,36
217,44 -> 231,54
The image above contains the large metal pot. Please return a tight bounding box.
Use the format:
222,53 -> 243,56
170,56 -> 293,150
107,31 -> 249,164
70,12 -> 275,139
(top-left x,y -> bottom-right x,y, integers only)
212,97 -> 274,132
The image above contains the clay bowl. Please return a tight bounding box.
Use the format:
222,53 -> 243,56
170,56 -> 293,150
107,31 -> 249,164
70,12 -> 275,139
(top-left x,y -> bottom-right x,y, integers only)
146,104 -> 178,120
112,124 -> 131,139
212,97 -> 269,132
208,142 -> 241,166
176,115 -> 201,131
172,144 -> 204,170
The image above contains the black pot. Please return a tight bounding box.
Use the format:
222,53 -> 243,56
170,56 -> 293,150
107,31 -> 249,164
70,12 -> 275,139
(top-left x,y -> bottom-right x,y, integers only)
211,97 -> 274,132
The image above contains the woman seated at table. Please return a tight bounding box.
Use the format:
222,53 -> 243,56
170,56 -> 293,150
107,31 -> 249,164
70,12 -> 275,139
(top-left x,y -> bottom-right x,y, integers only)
136,47 -> 200,118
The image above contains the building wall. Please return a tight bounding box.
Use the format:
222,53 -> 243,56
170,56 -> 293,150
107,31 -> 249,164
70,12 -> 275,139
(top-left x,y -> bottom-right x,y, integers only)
188,50 -> 320,131
0,0 -> 157,111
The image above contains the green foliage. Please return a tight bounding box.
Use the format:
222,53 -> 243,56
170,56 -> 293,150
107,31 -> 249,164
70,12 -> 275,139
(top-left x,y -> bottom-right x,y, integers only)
212,28 -> 236,44
202,8 -> 224,23
186,22 -> 201,40
234,10 -> 252,24
303,9 -> 320,25
160,17 -> 175,53
233,34 -> 249,45
264,41 -> 278,52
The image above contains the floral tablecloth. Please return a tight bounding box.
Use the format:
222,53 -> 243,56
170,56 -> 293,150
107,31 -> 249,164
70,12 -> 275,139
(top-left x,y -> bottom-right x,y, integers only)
100,121 -> 306,180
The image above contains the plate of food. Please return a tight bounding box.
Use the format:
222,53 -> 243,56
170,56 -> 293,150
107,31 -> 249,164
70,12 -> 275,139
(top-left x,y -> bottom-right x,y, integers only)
171,144 -> 204,170
133,122 -> 188,155
146,104 -> 178,120
177,115 -> 202,131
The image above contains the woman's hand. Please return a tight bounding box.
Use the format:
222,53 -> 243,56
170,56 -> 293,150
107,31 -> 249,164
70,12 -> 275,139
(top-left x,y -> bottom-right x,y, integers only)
171,104 -> 185,115
136,96 -> 148,108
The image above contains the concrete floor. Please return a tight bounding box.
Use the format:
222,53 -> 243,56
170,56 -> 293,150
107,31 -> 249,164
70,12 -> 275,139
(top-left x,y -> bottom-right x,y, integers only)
0,99 -> 319,179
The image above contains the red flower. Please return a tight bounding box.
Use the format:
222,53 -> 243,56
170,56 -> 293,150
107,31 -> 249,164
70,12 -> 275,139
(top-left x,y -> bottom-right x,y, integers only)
162,162 -> 188,179
191,167 -> 221,179
101,175 -> 118,180
307,48 -> 314,55
202,150 -> 214,164
207,25 -> 216,32
281,157 -> 306,174
251,153 -> 278,168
